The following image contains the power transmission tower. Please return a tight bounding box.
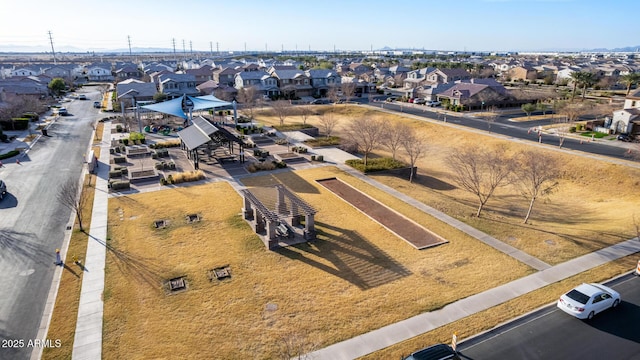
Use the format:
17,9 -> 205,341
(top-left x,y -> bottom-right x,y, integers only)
172,38 -> 177,69
48,31 -> 57,64
210,41 -> 213,57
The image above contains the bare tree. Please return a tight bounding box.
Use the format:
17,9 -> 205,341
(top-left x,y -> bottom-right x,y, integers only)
448,145 -> 513,217
57,178 -> 91,232
381,122 -> 410,160
512,150 -> 560,223
318,110 -> 339,138
298,104 -> 313,125
237,86 -> 258,119
327,86 -> 339,104
345,116 -> 384,167
552,117 -> 572,149
271,100 -> 292,126
402,130 -> 427,183
277,333 -> 316,360
485,105 -> 499,132
341,80 -> 357,103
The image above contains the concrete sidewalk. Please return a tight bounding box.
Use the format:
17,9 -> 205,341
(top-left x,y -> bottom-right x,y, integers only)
71,121 -> 112,360
307,238 -> 640,359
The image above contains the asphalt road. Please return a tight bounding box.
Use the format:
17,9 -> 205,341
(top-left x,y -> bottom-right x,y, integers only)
362,98 -> 637,162
457,274 -> 640,360
0,91 -> 99,360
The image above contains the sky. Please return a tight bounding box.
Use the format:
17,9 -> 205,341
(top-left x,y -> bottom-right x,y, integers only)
1,0 -> 638,53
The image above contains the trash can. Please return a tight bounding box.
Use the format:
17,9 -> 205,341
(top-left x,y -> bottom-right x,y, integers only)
42,129 -> 48,136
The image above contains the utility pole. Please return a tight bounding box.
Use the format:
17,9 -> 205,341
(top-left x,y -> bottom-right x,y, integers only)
210,41 -> 213,57
172,38 -> 177,69
189,40 -> 193,56
182,39 -> 186,58
216,42 -> 219,55
48,31 -> 57,65
128,35 -> 132,57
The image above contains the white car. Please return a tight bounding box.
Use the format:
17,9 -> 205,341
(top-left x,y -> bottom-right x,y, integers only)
557,283 -> 620,320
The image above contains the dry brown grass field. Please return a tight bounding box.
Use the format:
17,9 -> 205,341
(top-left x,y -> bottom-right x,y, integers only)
98,105 -> 639,358
255,105 -> 640,265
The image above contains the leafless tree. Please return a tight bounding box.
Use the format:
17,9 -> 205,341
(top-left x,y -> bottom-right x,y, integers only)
57,178 -> 91,232
237,86 -> 258,119
298,105 -> 313,125
512,150 -> 560,223
341,80 -> 357,103
485,105 -> 499,132
448,145 -> 513,217
327,86 -> 339,104
277,333 -> 316,360
345,116 -> 384,167
552,117 -> 572,148
271,100 -> 292,126
381,122 -> 410,160
318,110 -> 339,138
402,130 -> 427,183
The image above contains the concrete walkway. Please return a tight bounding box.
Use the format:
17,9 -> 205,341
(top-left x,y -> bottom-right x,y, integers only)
307,237 -> 640,360
71,122 -> 111,360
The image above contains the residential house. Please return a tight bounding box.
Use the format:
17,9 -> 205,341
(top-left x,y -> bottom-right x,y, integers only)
242,63 -> 261,72
306,69 -> 341,97
270,69 -> 313,98
508,66 -> 537,81
116,79 -> 158,107
86,63 -> 114,82
11,66 -> 40,77
185,65 -> 214,85
436,81 -> 512,109
404,67 -> 436,89
234,70 -> 280,98
0,76 -> 49,102
114,64 -> 142,81
213,67 -> 241,87
42,64 -> 75,79
157,73 -> 198,97
426,68 -> 471,84
611,88 -> 640,134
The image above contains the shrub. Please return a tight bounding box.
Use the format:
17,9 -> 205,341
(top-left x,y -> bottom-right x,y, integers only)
569,126 -> 577,133
304,136 -> 341,147
110,180 -> 130,190
116,124 -> 123,132
109,170 -> 122,179
167,174 -> 174,184
0,150 -> 20,160
155,162 -> 164,170
115,166 -> 128,175
346,157 -> 408,173
122,138 -> 129,146
113,156 -> 126,164
171,170 -> 205,184
247,161 -> 277,173
155,148 -> 169,158
129,132 -> 146,143
160,177 -> 168,185
151,139 -> 181,149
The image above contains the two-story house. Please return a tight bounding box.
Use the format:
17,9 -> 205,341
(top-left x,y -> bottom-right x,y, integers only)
270,69 -> 313,99
426,68 -> 471,84
86,63 -> 114,82
157,73 -> 199,97
185,65 -> 214,85
114,63 -> 142,81
213,67 -> 241,87
611,88 -> 640,135
306,69 -> 341,97
234,70 -> 280,98
404,67 -> 436,89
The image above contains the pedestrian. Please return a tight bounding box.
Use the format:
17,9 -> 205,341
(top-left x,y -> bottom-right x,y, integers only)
55,249 -> 62,266
0,160 -> 3,168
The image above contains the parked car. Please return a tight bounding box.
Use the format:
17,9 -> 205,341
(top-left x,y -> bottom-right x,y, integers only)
414,98 -> 427,105
311,99 -> 331,104
617,133 -> 633,142
0,179 -> 6,200
426,101 -> 441,107
386,96 -> 397,102
57,107 -> 68,116
78,94 -> 87,100
557,283 -> 620,320
93,101 -> 101,109
403,343 -> 459,360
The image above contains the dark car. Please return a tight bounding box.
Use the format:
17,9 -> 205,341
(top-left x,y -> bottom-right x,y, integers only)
0,180 -> 6,200
617,134 -> 633,142
403,343 -> 459,360
93,101 -> 101,109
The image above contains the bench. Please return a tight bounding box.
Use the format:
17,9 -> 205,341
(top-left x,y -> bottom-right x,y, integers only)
276,222 -> 292,238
